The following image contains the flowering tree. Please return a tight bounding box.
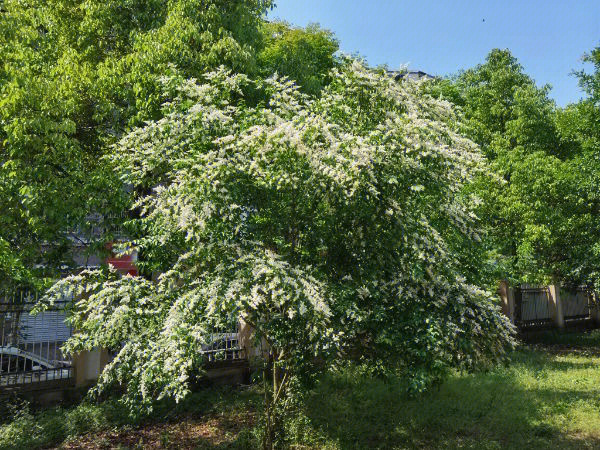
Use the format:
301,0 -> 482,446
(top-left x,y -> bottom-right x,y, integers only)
42,61 -> 514,427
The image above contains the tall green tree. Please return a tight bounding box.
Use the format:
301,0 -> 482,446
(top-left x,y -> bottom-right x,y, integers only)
577,46 -> 600,106
553,45 -> 600,287
564,46 -> 600,160
433,49 -> 597,286
453,50 -> 559,158
257,21 -> 339,95
0,0 -> 273,290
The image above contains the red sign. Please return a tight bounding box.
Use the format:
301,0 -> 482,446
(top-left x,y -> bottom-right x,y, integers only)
105,243 -> 138,276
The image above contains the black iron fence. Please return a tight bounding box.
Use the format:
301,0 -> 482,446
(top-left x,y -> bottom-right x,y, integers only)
562,287 -> 593,321
201,327 -> 245,362
514,286 -> 553,327
0,286 -> 247,392
0,292 -> 73,389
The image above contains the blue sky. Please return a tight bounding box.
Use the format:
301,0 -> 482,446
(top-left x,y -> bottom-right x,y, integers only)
268,1 -> 600,106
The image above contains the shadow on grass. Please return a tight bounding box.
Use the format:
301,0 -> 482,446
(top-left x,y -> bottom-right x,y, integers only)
304,350 -> 600,450
522,328 -> 600,348
59,413 -> 259,450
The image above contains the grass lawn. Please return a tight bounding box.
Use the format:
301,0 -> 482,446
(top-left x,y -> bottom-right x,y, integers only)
2,330 -> 600,449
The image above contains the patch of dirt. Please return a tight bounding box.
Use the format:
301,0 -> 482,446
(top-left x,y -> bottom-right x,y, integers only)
57,412 -> 257,450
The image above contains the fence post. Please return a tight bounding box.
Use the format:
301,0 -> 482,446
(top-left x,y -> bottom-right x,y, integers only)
498,280 -> 515,324
238,319 -> 253,360
73,348 -> 110,388
548,284 -> 565,329
238,318 -> 270,360
591,291 -> 600,326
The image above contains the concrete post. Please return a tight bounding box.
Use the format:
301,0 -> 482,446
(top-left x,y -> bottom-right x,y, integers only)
498,280 -> 515,324
548,284 -> 565,329
238,319 -> 254,360
590,291 -> 600,325
71,285 -> 111,388
238,319 -> 269,360
73,348 -> 110,387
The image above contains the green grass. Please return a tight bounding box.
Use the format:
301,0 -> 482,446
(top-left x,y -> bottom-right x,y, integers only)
2,335 -> 600,449
305,349 -> 600,449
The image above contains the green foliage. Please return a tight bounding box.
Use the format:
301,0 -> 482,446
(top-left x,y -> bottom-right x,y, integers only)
553,48 -> 600,287
433,49 -> 600,286
576,46 -> 600,106
0,0 -> 273,287
0,387 -> 261,450
257,21 -> 339,95
0,237 -> 35,292
454,49 -> 559,158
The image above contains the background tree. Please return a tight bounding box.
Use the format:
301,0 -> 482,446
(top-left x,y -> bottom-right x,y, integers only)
431,49 -> 600,286
554,44 -> 600,287
0,0 -> 274,290
257,21 -> 339,95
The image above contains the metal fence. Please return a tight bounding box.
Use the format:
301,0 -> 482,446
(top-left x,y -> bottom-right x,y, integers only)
515,286 -> 553,327
562,287 -> 592,321
514,285 -> 594,328
0,292 -> 73,389
0,287 -> 246,392
201,330 -> 245,362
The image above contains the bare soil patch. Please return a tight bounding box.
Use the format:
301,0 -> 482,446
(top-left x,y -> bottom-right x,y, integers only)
57,412 -> 257,450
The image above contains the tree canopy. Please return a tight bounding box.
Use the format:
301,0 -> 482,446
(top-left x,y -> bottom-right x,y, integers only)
431,49 -> 600,287
0,0 -> 274,290
257,21 -> 339,95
